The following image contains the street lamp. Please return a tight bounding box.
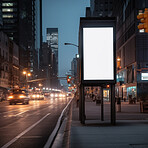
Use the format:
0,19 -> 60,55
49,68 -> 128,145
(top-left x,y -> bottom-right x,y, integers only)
64,42 -> 79,48
64,42 -> 79,58
64,42 -> 80,92
23,71 -> 31,89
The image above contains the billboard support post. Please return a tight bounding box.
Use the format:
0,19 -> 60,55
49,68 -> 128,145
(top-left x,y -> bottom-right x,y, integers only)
111,84 -> 116,125
101,86 -> 104,121
79,83 -> 85,124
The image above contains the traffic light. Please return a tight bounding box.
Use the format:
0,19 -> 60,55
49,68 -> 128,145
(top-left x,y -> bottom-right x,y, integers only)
67,75 -> 72,84
137,8 -> 148,33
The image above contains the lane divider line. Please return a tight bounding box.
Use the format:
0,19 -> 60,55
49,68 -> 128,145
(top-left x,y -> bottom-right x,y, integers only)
3,110 -> 29,118
1,113 -> 51,148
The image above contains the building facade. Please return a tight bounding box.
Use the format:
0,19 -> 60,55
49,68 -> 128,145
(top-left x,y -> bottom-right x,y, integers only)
0,2 -> 2,27
0,31 -> 9,89
90,0 -> 113,17
0,0 -> 41,80
113,0 -> 148,101
87,0 -> 148,101
0,31 -> 19,89
40,42 -> 54,88
46,28 -> 58,77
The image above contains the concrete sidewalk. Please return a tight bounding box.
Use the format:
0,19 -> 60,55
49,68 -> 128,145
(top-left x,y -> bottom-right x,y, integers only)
70,100 -> 148,148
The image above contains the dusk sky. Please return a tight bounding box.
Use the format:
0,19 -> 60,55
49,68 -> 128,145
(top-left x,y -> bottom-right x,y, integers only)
42,0 -> 90,85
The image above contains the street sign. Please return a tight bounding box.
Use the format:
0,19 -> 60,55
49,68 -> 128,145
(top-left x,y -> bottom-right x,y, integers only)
79,18 -> 116,85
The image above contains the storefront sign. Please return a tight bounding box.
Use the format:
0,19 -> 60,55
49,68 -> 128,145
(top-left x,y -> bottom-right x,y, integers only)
141,73 -> 148,80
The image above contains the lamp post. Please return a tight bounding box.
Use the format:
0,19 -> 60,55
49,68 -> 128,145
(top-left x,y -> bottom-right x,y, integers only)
23,71 -> 31,90
64,42 -> 80,107
64,42 -> 85,123
64,42 -> 79,86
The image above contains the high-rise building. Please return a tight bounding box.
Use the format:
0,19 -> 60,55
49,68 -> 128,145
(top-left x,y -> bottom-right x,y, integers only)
0,2 -> 2,27
46,28 -> 58,76
0,31 -> 19,89
90,0 -> 113,17
71,55 -> 78,78
113,0 -> 148,101
87,0 -> 148,101
40,42 -> 52,88
0,31 -> 9,89
0,0 -> 41,79
1,0 -> 19,42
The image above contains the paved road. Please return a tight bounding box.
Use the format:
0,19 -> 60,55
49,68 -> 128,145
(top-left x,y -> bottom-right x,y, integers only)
0,97 -> 71,148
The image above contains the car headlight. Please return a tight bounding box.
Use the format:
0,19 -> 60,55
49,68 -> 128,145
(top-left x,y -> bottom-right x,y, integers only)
55,94 -> 58,97
59,94 -> 63,97
19,95 -> 26,98
50,93 -> 54,97
8,96 -> 13,99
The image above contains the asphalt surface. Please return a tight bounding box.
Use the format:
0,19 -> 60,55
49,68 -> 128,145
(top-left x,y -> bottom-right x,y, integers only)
0,97 -> 71,148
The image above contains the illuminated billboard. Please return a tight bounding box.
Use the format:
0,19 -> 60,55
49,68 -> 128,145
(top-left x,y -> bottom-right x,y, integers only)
83,27 -> 114,80
79,18 -> 116,84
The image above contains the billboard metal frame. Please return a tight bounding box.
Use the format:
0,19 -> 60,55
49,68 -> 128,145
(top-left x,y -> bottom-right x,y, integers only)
78,17 -> 116,125
79,17 -> 116,86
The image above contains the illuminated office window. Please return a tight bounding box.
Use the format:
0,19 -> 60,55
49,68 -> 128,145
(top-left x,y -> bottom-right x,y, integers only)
2,3 -> 13,7
2,15 -> 13,18
2,8 -> 13,12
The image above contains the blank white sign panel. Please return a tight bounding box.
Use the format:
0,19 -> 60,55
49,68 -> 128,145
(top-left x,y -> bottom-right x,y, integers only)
83,27 -> 114,80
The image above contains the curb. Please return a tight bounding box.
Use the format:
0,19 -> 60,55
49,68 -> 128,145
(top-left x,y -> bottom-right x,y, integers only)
52,102 -> 73,148
44,98 -> 73,148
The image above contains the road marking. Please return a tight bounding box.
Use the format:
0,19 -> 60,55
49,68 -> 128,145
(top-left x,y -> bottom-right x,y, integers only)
1,113 -> 51,148
13,110 -> 29,116
0,102 -> 49,115
3,110 -> 29,117
0,106 -> 33,115
21,136 -> 42,139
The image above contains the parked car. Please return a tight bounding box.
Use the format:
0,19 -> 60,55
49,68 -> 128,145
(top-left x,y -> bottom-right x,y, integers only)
8,89 -> 29,105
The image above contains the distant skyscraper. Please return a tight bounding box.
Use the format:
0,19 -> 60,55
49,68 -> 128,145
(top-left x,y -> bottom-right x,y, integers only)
46,28 -> 58,76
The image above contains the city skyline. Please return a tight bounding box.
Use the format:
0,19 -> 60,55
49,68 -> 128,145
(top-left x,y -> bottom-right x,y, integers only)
42,0 -> 90,85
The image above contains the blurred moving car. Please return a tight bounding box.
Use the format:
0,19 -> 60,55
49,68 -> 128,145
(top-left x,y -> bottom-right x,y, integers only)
67,92 -> 73,97
29,92 -> 44,100
8,89 -> 29,105
50,91 -> 66,98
